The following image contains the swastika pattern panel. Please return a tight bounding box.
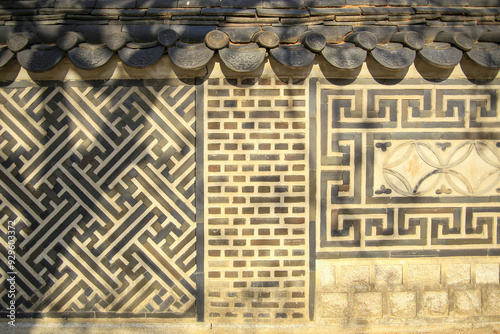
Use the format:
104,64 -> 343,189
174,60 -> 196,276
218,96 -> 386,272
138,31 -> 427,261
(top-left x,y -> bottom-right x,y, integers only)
0,83 -> 197,317
205,78 -> 309,322
317,82 -> 500,258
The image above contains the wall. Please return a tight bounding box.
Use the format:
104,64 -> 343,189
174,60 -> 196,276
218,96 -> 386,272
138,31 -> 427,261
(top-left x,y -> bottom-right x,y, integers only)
0,56 -> 499,331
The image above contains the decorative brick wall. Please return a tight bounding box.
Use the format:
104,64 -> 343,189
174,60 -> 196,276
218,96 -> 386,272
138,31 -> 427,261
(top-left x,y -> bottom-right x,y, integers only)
0,65 -> 499,330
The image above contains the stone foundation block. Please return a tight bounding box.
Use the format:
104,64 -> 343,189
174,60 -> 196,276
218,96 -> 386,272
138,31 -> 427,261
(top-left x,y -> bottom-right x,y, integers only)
375,265 -> 403,286
422,291 -> 449,317
388,291 -> 416,318
486,289 -> 500,316
339,265 -> 370,287
444,264 -> 470,285
454,290 -> 481,317
408,264 -> 441,288
320,266 -> 336,289
476,263 -> 499,284
320,293 -> 348,318
353,292 -> 383,318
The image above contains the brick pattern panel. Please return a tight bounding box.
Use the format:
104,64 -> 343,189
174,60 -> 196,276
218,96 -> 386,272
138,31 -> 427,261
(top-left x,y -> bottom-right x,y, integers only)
317,83 -> 500,258
0,84 -> 197,317
205,78 -> 309,322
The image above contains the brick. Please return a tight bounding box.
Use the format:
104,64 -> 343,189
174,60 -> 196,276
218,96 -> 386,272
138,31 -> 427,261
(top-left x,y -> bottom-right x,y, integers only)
408,264 -> 441,288
444,264 -> 470,285
321,293 -> 348,318
422,291 -> 449,317
389,292 -> 417,318
375,265 -> 403,285
476,263 -> 499,284
354,292 -> 383,318
339,265 -> 370,287
454,290 -> 481,317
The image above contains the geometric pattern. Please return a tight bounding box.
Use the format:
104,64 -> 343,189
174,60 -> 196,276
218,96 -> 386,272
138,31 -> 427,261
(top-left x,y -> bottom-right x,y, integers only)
0,83 -> 196,316
317,81 -> 500,259
204,78 -> 309,322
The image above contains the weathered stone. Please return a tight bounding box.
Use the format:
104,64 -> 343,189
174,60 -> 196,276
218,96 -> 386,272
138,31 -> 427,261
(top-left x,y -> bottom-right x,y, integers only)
147,8 -> 201,16
106,32 -> 132,51
322,42 -> 367,69
68,43 -> 114,69
305,0 -> 345,6
454,290 -> 481,317
320,293 -> 348,318
320,266 -> 335,288
157,29 -> 178,47
254,31 -> 280,48
375,265 -> 402,285
408,264 -> 441,288
57,31 -> 85,51
486,289 -> 500,315
301,31 -> 326,53
476,263 -> 500,284
444,264 -> 471,285
389,292 -> 416,318
219,43 -> 265,72
118,45 -> 164,68
422,291 -> 449,317
466,42 -> 500,68
17,46 -> 64,72
434,31 -> 474,51
371,43 -> 416,70
205,30 -> 230,50
270,44 -> 316,68
418,43 -> 463,68
0,46 -> 14,68
349,0 -> 388,5
354,292 -> 383,318
344,31 -> 378,51
339,265 -> 370,286
168,42 -> 214,69
429,0 -> 468,5
390,31 -> 425,50
310,7 -> 361,16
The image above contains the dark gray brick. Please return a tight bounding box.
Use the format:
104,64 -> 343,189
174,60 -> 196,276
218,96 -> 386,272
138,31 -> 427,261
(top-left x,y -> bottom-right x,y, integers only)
465,7 -> 500,15
170,24 -> 216,42
353,26 -> 398,43
219,26 -> 260,42
414,6 -> 467,14
147,8 -> 201,16
221,0 -> 263,8
261,0 -> 306,8
305,0 -> 345,6
178,0 -> 219,6
468,0 -> 500,5
201,8 -> 256,16
137,0 -> 177,8
388,0 -> 427,4
91,9 -> 147,16
429,0 -> 469,5
55,0 -> 96,8
257,8 -> 309,17
309,7 -> 361,16
95,0 -> 137,9
349,0 -> 388,4
361,6 -> 415,15
13,0 -> 55,8
0,1 -> 11,9
308,25 -> 352,43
